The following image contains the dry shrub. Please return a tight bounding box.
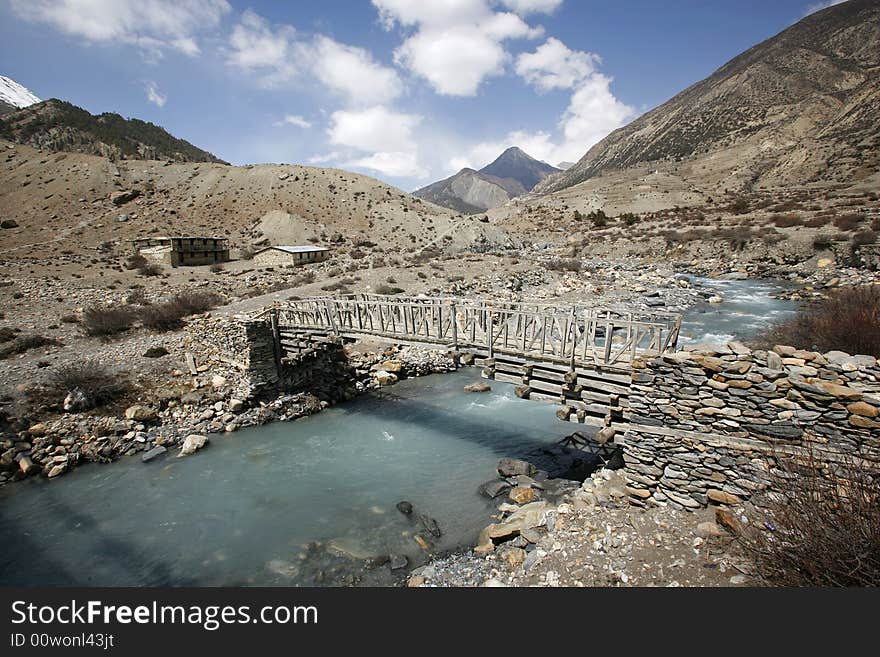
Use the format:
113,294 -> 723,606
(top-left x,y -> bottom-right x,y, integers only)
741,452 -> 880,586
137,262 -> 163,277
46,359 -> 130,410
140,291 -> 222,332
81,305 -> 138,337
0,334 -> 61,359
805,216 -> 831,228
375,284 -> 404,295
171,291 -> 223,315
753,286 -> 880,357
771,213 -> 803,228
834,214 -> 865,232
125,254 -> 148,270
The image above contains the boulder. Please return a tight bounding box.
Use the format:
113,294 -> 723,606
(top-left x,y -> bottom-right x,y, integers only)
1,219 -> 19,229
395,501 -> 413,515
27,423 -> 48,437
178,434 -> 208,457
497,458 -> 535,477
125,405 -> 158,423
380,360 -> 403,374
63,387 -> 91,413
478,480 -> 511,499
374,371 -> 398,386
417,514 -> 442,538
508,486 -> 536,504
110,189 -> 141,205
463,382 -> 491,393
707,489 -> 741,505
228,398 -> 245,413
47,464 -> 66,478
141,445 -> 167,463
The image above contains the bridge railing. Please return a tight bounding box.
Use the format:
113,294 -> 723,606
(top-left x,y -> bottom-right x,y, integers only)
255,295 -> 681,369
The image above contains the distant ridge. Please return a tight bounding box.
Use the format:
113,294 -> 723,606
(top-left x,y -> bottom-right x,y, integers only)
0,98 -> 228,164
414,146 -> 560,213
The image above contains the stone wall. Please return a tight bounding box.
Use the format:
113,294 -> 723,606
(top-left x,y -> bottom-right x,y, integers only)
621,344 -> 880,509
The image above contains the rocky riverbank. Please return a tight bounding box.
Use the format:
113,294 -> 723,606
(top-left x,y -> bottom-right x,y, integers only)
0,343 -> 458,485
409,466 -> 753,587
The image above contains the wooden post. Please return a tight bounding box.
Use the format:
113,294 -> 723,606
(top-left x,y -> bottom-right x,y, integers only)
451,301 -> 458,351
269,308 -> 283,377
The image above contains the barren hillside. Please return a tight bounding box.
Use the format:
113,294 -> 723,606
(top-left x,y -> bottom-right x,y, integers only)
538,0 -> 880,196
0,139 -> 513,262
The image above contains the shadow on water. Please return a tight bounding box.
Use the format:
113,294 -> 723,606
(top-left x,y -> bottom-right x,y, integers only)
360,385 -> 597,473
0,485 -> 207,587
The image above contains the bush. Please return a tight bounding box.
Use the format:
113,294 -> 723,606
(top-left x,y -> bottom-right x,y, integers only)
46,360 -> 130,410
81,305 -> 138,337
812,233 -> 834,250
771,213 -> 803,228
0,334 -> 61,359
852,230 -> 877,246
586,209 -> 607,227
752,286 -> 880,357
140,291 -> 223,332
125,254 -> 148,270
209,263 -> 225,273
741,452 -> 880,586
618,212 -> 640,226
238,247 -> 255,261
375,284 -> 405,295
834,214 -> 864,232
729,197 -> 750,214
138,262 -> 163,277
171,291 -> 223,315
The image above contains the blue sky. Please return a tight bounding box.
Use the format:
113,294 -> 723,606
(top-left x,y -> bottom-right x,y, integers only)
0,0 -> 846,190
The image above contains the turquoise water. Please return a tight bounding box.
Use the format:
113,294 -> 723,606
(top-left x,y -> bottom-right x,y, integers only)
0,369 -> 573,586
678,276 -> 799,346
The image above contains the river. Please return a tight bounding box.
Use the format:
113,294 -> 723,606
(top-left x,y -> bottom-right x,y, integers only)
0,278 -> 800,586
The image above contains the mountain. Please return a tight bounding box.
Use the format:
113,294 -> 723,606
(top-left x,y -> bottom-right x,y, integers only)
538,0 -> 880,195
0,98 -> 228,164
480,147 -> 560,192
0,75 -> 40,115
414,146 -> 560,213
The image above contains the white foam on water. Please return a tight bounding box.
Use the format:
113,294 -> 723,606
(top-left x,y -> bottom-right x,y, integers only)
381,431 -> 395,441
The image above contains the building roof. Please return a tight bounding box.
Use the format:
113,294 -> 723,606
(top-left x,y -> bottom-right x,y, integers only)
257,245 -> 330,254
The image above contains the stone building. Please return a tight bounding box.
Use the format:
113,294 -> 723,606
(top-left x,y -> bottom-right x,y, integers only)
253,245 -> 330,267
128,236 -> 230,267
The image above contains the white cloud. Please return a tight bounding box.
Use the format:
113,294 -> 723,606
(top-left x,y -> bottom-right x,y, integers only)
346,151 -> 428,178
515,37 -> 599,91
275,114 -> 312,129
804,0 -> 847,16
374,0 -> 543,96
328,106 -> 421,153
453,41 -> 634,172
226,10 -> 301,84
328,106 -> 428,178
227,13 -> 402,104
145,81 -> 167,107
9,0 -> 230,57
311,36 -> 403,105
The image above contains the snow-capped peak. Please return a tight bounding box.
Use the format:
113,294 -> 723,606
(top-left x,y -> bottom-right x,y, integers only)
0,76 -> 40,110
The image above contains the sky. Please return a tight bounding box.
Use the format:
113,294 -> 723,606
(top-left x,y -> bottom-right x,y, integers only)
0,0 -> 849,191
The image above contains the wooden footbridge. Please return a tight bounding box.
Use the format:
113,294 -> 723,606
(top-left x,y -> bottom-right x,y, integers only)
254,294 -> 682,426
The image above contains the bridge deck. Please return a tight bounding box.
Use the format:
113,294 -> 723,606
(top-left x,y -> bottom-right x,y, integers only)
257,294 -> 682,370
